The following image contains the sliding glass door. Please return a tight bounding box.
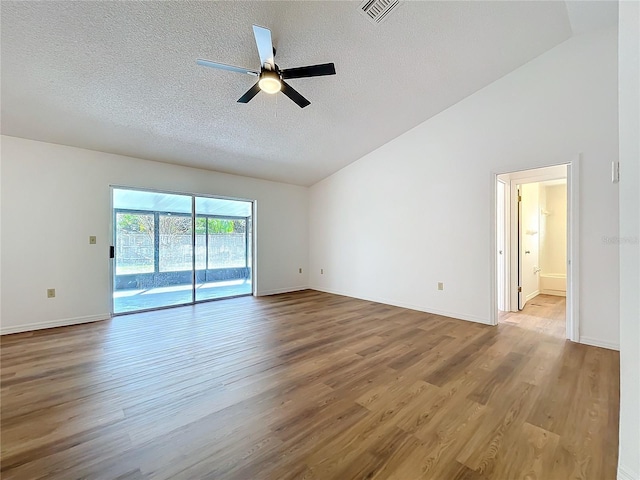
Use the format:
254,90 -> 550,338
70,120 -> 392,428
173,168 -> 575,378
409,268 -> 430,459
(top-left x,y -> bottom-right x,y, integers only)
194,196 -> 252,302
112,188 -> 252,315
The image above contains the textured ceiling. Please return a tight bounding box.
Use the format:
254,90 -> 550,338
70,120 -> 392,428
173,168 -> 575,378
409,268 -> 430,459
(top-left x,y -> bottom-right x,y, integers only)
0,1 -> 607,186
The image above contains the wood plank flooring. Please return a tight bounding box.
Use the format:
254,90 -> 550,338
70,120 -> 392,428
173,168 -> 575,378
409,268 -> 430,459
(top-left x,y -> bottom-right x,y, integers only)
0,290 -> 619,479
499,294 -> 566,339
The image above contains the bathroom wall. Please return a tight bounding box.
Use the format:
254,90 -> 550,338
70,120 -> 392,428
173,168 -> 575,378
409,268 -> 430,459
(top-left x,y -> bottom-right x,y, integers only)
539,182 -> 567,295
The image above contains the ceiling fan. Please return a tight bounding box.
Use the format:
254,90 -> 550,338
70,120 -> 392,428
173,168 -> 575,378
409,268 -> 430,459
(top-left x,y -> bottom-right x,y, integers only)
197,25 -> 336,109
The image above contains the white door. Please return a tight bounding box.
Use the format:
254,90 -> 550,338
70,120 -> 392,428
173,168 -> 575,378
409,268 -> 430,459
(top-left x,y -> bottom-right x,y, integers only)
518,183 -> 540,309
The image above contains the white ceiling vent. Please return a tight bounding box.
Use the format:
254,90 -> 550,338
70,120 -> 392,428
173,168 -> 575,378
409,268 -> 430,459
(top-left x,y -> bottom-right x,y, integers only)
359,0 -> 401,25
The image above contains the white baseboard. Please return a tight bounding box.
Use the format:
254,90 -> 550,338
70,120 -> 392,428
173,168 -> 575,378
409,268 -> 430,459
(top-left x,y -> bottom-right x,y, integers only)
618,464 -> 640,480
256,286 -> 309,296
525,290 -> 540,302
540,289 -> 566,297
0,314 -> 110,335
579,336 -> 620,351
311,287 -> 492,325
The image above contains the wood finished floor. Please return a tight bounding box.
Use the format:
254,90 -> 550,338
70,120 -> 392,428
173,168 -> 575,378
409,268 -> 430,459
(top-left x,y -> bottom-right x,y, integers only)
499,294 -> 566,339
1,290 -> 619,480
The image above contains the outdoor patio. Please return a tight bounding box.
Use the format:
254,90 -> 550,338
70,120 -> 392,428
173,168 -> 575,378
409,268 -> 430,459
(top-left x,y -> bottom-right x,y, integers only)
113,279 -> 252,314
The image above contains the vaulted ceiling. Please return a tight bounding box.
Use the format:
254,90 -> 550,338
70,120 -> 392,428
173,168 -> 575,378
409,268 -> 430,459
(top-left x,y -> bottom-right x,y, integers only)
0,1 -> 617,186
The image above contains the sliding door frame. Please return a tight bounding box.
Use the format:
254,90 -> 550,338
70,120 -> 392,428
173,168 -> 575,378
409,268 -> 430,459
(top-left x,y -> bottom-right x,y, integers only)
109,185 -> 256,316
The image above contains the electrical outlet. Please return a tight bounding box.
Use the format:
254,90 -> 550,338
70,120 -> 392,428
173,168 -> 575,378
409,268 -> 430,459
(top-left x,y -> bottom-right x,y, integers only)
47,288 -> 56,298
89,236 -> 97,245
437,282 -> 444,291
321,269 -> 324,274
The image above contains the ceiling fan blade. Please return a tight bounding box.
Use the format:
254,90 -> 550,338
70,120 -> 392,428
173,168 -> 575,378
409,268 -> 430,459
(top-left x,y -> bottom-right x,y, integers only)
237,82 -> 261,103
197,59 -> 259,76
281,63 -> 336,79
252,25 -> 275,68
280,81 -> 310,108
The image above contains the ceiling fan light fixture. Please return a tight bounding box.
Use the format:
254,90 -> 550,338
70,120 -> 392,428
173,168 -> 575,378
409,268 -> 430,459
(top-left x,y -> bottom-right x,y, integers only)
197,25 -> 335,108
258,71 -> 281,94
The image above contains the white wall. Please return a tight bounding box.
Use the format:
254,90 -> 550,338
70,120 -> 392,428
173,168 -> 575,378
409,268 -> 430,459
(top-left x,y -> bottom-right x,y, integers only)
540,183 -> 567,277
309,28 -> 619,348
618,2 -> 640,479
0,136 -> 309,334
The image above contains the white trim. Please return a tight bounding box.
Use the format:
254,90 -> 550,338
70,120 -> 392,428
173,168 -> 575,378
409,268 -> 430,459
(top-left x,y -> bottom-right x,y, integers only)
252,200 -> 258,296
506,169 -> 567,184
312,287 -> 492,325
110,187 -> 115,316
489,173 -> 498,324
525,290 -> 540,302
503,180 -> 512,312
579,336 -> 620,351
510,181 -> 520,311
489,174 -> 512,323
540,289 -> 566,297
0,314 -> 110,335
567,157 -> 581,342
256,286 -> 309,296
491,157 -> 579,343
491,178 -> 510,318
618,464 -> 640,480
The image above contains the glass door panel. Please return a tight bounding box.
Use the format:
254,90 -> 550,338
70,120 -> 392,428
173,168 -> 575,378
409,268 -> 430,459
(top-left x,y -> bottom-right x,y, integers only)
195,197 -> 252,302
114,212 -> 155,276
112,188 -> 252,314
112,189 -> 194,314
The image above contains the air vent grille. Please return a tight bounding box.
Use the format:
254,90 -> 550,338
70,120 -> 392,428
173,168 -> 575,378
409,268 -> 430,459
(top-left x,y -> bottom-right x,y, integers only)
359,0 -> 401,25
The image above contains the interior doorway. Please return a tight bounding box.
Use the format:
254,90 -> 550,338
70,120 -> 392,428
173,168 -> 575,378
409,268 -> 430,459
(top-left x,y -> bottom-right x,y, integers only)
493,163 -> 576,340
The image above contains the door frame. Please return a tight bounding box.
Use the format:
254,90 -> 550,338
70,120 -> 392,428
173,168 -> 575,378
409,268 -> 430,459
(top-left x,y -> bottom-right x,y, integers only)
489,155 -> 580,342
516,184 -> 523,310
496,179 -> 507,312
